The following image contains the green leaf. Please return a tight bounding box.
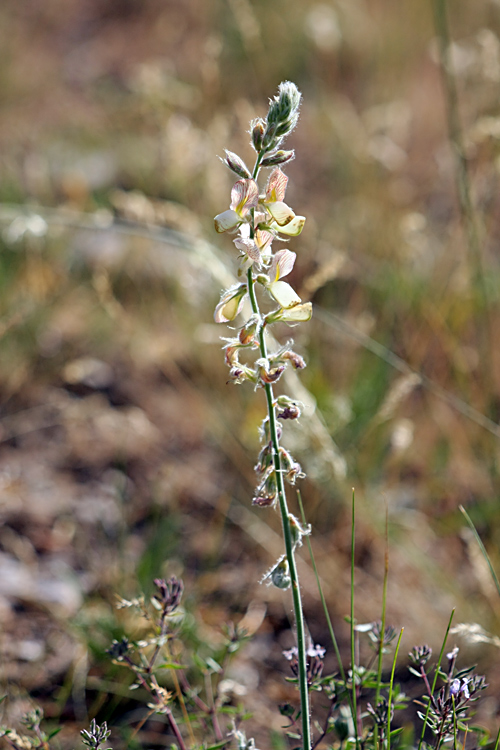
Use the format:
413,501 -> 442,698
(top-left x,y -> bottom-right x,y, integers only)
205,656 -> 222,673
204,740 -> 231,750
390,727 -> 405,737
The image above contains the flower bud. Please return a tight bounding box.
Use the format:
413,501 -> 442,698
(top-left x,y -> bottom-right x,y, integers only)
260,150 -> 295,167
263,82 -> 301,150
239,314 -> 261,345
251,118 -> 266,152
262,122 -> 279,151
222,150 -> 252,179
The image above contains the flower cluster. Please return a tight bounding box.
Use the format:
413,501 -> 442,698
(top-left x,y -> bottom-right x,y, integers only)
283,642 -> 326,685
411,645 -> 487,743
213,81 -> 312,516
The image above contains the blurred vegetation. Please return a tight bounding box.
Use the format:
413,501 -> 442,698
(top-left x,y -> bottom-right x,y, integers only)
1,0 -> 500,746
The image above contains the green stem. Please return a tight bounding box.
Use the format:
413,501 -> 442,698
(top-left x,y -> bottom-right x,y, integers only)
350,489 -> 360,750
386,628 -> 404,750
374,513 -> 389,750
296,491 -> 347,687
246,150 -> 311,750
417,609 -> 455,750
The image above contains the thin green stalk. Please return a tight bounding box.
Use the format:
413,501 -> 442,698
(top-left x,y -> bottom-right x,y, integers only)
386,628 -> 404,750
459,505 -> 500,598
296,491 -> 347,686
493,725 -> 500,750
350,489 -> 360,750
374,511 -> 390,750
246,154 -> 310,750
451,697 -> 458,750
375,510 -> 389,705
417,609 -> 455,750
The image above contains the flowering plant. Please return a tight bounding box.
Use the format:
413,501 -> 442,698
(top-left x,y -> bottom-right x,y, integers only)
213,81 -> 313,750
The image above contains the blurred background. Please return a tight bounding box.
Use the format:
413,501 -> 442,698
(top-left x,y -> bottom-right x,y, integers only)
1,0 -> 500,745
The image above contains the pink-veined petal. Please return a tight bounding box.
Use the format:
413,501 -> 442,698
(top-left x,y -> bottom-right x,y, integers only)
230,179 -> 259,217
256,229 -> 273,252
214,209 -> 241,233
266,201 -> 295,226
272,215 -> 306,236
234,237 -> 261,263
268,280 -> 301,308
266,168 -> 288,202
269,249 -> 296,281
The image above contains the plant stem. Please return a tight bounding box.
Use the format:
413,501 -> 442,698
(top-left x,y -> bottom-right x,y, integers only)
417,609 -> 455,750
246,264 -> 311,750
386,628 -> 403,750
296,491 -> 347,687
246,153 -> 311,750
350,489 -> 360,750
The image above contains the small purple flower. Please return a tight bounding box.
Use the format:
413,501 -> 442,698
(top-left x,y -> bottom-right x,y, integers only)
307,643 -> 326,659
449,679 -> 461,697
283,646 -> 298,661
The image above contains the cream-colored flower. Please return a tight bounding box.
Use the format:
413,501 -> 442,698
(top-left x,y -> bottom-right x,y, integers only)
214,179 -> 259,233
266,303 -> 313,324
260,169 -> 306,235
267,249 -> 301,308
214,284 -> 247,322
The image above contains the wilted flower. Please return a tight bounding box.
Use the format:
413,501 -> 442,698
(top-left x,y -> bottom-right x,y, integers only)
276,395 -> 302,420
262,556 -> 291,589
253,469 -> 278,507
279,449 -> 306,485
288,513 -> 311,546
